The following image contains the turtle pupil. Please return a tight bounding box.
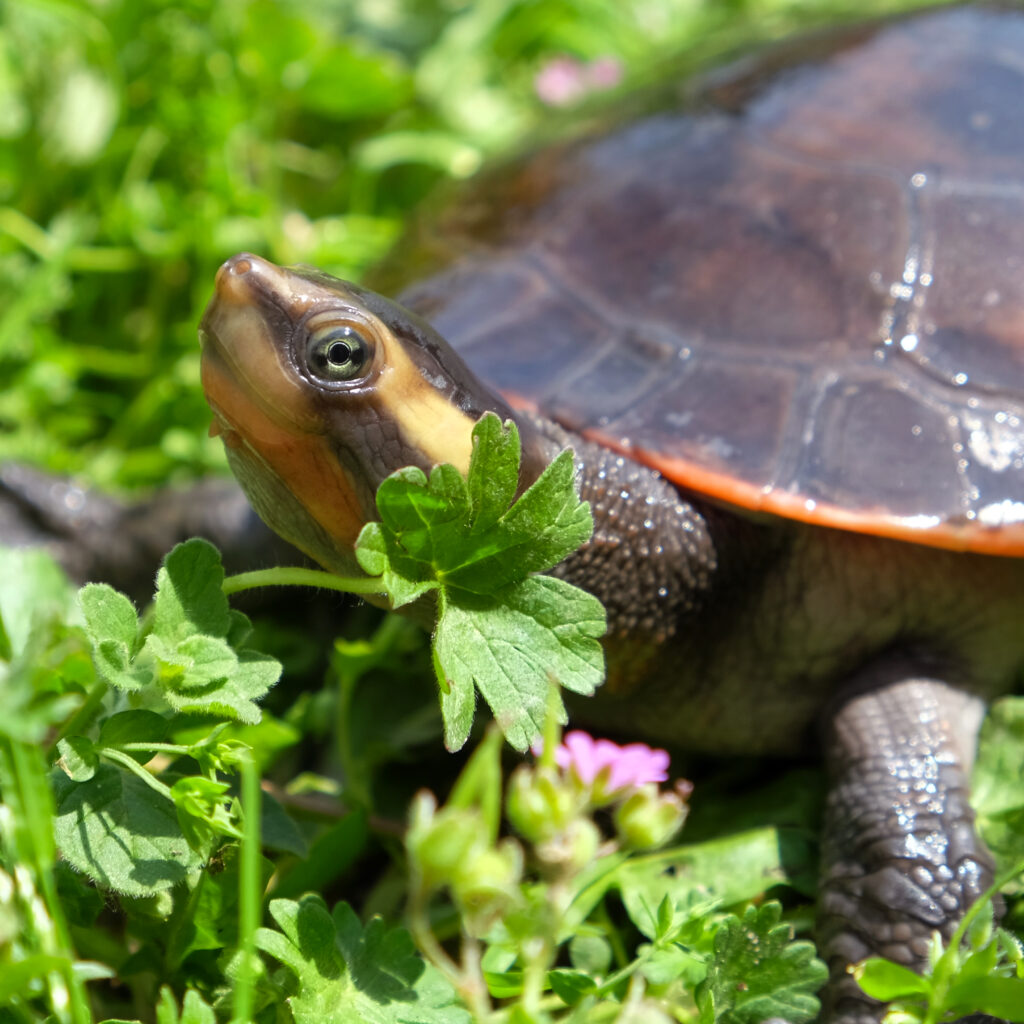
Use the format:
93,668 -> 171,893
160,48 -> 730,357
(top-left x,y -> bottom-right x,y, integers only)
306,323 -> 372,383
328,340 -> 352,365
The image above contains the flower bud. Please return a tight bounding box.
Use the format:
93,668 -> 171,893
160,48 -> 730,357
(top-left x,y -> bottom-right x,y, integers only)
451,837 -> 523,936
613,784 -> 688,850
406,791 -> 484,890
506,764 -> 580,843
534,817 -> 601,876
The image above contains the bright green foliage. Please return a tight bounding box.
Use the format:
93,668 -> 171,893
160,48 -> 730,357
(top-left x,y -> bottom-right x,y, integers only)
405,734 -> 826,1022
974,696 -> 1024,874
697,902 -> 827,1024
0,549 -> 104,1023
2,539 -> 1023,1023
53,763 -> 210,896
80,538 -> 280,722
48,541 -> 282,897
357,413 -> 606,751
359,416 -> 593,598
854,900 -> 1024,1024
254,895 -> 470,1024
0,547 -> 91,742
615,826 -> 817,933
154,987 -> 217,1024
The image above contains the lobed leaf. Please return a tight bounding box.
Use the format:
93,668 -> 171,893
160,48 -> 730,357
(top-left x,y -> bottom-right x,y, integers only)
155,987 -> 218,1024
355,414 -> 605,749
697,902 -> 827,1024
254,895 -> 469,1024
433,577 -> 605,752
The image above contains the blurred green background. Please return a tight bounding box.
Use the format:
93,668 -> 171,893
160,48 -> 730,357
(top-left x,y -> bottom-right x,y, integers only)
1,0 -> 938,491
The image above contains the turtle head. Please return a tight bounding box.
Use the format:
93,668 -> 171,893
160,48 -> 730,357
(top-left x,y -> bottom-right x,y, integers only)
199,253 -> 547,575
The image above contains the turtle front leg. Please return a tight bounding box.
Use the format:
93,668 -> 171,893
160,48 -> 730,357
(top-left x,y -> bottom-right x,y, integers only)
817,670 -> 995,1024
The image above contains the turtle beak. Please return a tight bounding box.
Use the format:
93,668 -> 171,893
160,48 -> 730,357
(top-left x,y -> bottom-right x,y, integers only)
199,254 -> 323,441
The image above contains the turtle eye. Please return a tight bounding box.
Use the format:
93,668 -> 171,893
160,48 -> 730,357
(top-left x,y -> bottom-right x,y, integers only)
306,323 -> 372,383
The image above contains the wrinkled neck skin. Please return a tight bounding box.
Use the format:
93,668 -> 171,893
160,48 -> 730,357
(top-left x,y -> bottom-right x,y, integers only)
522,412 -> 720,686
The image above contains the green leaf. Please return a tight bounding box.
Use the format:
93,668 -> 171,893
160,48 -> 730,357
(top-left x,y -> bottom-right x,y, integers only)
57,736 -> 98,782
642,943 -> 708,988
166,853 -> 239,967
53,762 -> 207,895
697,902 -> 827,1024
486,447 -> 594,582
434,578 -> 605,751
852,958 -> 931,1000
616,827 -> 816,941
254,895 -> 470,1024
353,413 -> 604,749
359,418 -> 593,598
260,788 -> 308,857
170,775 -> 237,851
152,538 -> 231,641
946,975 -> 1024,1021
569,933 -> 613,976
0,547 -> 79,656
438,660 -> 476,752
155,987 -> 218,1024
356,519 -> 438,609
548,968 -> 595,1006
79,583 -> 148,691
974,696 -> 1024,872
78,542 -> 281,723
466,410 -> 519,531
138,540 -> 282,722
0,548 -> 87,742
271,809 -> 367,900
300,42 -> 413,119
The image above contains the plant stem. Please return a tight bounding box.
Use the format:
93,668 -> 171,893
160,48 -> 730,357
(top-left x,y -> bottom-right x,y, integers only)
233,752 -> 261,1024
222,566 -> 387,598
459,938 -> 494,1023
118,742 -> 195,756
100,748 -> 174,801
408,888 -> 493,1021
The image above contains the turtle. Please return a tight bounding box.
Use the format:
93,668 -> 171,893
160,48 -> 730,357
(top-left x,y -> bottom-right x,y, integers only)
197,5 -> 1024,1021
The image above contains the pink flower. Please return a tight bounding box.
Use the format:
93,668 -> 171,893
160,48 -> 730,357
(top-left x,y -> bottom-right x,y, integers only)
540,731 -> 670,794
534,55 -> 623,107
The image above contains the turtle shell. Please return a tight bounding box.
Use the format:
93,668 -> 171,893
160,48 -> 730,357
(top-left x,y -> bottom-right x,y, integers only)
395,5 -> 1024,556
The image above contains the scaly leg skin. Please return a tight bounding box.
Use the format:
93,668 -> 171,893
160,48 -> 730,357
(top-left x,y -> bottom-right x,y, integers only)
818,672 -> 995,1024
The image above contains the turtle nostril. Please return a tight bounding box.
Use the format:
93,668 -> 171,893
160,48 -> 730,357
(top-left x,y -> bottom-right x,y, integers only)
214,253 -> 259,293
